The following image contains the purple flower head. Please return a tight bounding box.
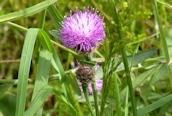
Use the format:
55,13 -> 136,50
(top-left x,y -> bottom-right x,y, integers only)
78,79 -> 103,95
60,7 -> 105,53
77,63 -> 103,94
88,79 -> 103,94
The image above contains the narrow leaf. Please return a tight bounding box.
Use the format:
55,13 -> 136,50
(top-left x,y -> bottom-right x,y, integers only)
15,28 -> 38,116
24,85 -> 53,116
137,94 -> 172,116
0,84 -> 13,95
30,50 -> 52,116
0,0 -> 57,23
47,5 -> 63,30
115,48 -> 157,72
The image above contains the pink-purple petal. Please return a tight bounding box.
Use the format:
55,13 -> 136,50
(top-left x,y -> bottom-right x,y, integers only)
60,7 -> 105,53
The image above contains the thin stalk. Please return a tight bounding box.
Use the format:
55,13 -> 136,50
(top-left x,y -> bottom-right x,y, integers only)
112,1 -> 137,116
50,40 -> 79,57
124,88 -> 129,116
0,79 -> 17,84
82,84 -> 94,116
6,22 -> 28,31
152,0 -> 172,84
126,32 -> 160,46
92,82 -> 100,116
114,74 -> 122,116
122,38 -> 137,116
0,79 -> 33,84
84,54 -> 99,116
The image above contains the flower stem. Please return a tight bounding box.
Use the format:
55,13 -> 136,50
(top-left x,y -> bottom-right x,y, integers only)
152,0 -> 172,84
50,40 -> 79,57
82,84 -> 94,116
92,82 -> 100,116
84,54 -> 99,116
6,22 -> 28,32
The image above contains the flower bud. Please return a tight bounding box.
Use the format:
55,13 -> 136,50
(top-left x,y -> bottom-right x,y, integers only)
75,65 -> 94,84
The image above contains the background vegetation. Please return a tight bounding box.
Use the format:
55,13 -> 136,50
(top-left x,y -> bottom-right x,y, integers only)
0,0 -> 172,116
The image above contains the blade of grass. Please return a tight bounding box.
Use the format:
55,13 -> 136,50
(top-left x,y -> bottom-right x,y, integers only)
152,0 -> 172,84
24,85 -> 53,116
38,29 -> 82,114
47,4 -> 63,30
0,0 -> 57,23
113,74 -> 122,116
124,88 -> 129,116
15,28 -> 39,116
109,0 -> 137,115
137,94 -> 172,116
30,50 -> 52,116
115,48 -> 157,72
39,9 -> 47,29
92,82 -> 100,116
38,30 -> 66,83
0,84 -> 13,95
82,84 -> 94,116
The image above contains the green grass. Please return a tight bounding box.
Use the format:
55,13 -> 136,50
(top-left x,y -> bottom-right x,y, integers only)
0,0 -> 172,116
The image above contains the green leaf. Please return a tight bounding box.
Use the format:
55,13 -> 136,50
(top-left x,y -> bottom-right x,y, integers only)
49,30 -> 61,40
166,28 -> 172,58
115,48 -> 157,72
132,66 -> 159,89
120,66 -> 159,103
47,5 -> 63,30
0,84 -> 13,95
30,50 -> 53,116
0,0 -> 57,23
15,28 -> 39,116
149,64 -> 168,85
95,48 -> 157,79
137,94 -> 172,116
0,93 -> 16,116
24,85 -> 53,116
78,60 -> 97,66
95,66 -> 103,79
68,72 -> 82,96
38,30 -> 66,83
38,29 -> 81,114
31,50 -> 52,100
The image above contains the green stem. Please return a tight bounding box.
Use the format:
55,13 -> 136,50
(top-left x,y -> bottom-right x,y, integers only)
114,74 -> 122,116
84,54 -> 99,116
82,84 -> 94,116
112,1 -> 137,116
124,88 -> 129,116
92,82 -> 100,116
152,0 -> 172,84
6,22 -> 28,31
0,79 -> 17,84
50,40 -> 79,57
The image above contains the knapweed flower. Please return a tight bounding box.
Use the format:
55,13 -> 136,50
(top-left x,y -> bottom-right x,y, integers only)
88,79 -> 103,94
76,63 -> 103,95
60,7 -> 105,53
78,79 -> 103,95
